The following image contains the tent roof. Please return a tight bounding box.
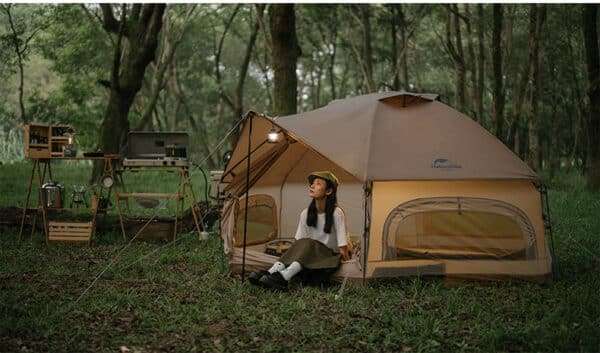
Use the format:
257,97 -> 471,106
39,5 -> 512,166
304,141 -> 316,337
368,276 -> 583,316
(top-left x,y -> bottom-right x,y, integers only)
273,91 -> 538,181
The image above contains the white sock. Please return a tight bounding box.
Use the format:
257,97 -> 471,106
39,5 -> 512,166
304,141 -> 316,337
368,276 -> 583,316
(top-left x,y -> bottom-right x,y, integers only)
280,261 -> 302,281
268,261 -> 285,274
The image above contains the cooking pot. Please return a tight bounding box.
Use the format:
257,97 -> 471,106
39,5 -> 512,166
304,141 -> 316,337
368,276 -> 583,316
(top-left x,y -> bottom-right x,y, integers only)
165,144 -> 187,158
41,181 -> 64,209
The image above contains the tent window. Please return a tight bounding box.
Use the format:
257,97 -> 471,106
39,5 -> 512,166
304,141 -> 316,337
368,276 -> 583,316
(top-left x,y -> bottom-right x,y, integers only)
382,197 -> 537,261
235,194 -> 278,247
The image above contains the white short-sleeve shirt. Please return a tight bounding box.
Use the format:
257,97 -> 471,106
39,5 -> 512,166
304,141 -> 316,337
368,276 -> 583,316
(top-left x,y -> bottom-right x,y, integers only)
294,207 -> 347,252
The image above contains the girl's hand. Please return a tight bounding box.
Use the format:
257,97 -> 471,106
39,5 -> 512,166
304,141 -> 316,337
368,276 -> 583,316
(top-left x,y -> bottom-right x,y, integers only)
339,245 -> 350,261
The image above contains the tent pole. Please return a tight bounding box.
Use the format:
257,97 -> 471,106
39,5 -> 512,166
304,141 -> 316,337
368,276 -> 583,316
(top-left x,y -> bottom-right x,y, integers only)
541,183 -> 557,276
241,113 -> 253,282
362,181 -> 372,285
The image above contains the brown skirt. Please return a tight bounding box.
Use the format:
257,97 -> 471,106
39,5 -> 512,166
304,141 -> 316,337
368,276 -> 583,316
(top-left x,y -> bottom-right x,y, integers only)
279,238 -> 341,270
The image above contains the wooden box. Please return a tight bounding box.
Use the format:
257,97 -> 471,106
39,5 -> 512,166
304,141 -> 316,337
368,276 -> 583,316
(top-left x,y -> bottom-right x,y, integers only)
24,123 -> 74,159
48,221 -> 93,243
24,123 -> 51,158
127,220 -> 174,240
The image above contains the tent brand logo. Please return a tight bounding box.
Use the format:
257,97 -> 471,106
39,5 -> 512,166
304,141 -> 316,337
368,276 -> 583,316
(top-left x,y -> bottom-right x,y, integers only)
432,158 -> 462,169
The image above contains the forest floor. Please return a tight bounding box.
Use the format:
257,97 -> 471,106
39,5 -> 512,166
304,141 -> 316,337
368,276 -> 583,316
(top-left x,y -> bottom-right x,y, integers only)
1,162 -> 599,352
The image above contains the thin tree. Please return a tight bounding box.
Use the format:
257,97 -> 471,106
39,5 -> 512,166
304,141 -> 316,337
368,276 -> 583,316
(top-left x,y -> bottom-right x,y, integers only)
491,4 -> 505,141
526,4 -> 546,171
1,4 -> 51,124
359,5 -> 375,93
269,4 -> 301,115
475,4 -> 485,125
445,4 -> 467,110
583,4 -> 600,189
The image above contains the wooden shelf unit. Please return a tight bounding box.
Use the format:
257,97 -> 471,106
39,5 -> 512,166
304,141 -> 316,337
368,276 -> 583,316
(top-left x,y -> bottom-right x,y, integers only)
24,123 -> 74,159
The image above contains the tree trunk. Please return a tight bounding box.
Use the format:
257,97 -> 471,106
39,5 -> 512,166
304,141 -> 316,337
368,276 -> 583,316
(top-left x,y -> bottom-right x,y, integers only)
566,33 -> 586,173
507,64 -> 530,155
4,4 -> 29,123
270,4 -> 301,115
526,4 -> 546,171
325,17 -> 338,100
329,23 -> 338,100
465,4 -> 477,117
95,4 -> 166,179
491,4 -> 505,141
445,5 -> 466,110
400,6 -> 409,91
414,42 -> 422,91
476,4 -> 485,125
214,5 -> 241,114
548,65 -> 560,178
583,4 -> 600,190
359,5 -> 375,93
390,6 -> 400,90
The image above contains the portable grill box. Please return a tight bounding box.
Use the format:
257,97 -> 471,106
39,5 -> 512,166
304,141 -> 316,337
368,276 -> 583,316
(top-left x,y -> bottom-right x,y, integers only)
125,132 -> 189,159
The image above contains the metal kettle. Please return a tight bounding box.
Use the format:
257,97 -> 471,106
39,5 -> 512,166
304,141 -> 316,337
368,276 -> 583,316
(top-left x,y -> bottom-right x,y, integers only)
41,181 -> 64,208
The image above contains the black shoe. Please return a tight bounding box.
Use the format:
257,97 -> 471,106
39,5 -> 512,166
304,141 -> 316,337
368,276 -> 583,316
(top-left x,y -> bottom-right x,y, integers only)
248,270 -> 269,287
259,272 -> 289,291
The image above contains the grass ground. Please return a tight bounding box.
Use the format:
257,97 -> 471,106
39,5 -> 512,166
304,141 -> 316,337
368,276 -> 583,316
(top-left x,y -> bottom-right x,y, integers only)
1,162 -> 599,352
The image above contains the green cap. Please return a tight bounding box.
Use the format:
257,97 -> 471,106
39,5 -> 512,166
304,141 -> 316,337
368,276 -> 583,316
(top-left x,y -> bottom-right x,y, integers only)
308,171 -> 339,189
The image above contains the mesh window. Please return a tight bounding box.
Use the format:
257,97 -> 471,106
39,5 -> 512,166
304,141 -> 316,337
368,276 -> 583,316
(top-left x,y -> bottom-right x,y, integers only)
235,194 -> 278,247
382,197 -> 537,261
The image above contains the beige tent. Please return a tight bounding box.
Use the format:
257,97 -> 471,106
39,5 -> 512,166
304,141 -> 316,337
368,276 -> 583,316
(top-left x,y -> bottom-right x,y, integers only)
220,92 -> 552,282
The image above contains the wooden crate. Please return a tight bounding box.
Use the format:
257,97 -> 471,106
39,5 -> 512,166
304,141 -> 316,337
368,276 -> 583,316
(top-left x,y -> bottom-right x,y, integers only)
127,220 -> 174,240
24,123 -> 51,158
48,221 -> 93,243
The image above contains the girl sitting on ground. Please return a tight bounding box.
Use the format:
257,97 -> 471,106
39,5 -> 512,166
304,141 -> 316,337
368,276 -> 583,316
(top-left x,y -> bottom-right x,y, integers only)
248,171 -> 350,291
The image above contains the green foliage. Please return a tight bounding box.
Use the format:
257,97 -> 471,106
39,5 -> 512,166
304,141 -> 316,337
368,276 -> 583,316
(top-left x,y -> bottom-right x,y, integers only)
0,129 -> 23,164
0,4 -> 596,181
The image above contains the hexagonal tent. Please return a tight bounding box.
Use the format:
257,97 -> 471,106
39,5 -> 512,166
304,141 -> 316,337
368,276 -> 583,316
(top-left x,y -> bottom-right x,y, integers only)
220,92 -> 552,282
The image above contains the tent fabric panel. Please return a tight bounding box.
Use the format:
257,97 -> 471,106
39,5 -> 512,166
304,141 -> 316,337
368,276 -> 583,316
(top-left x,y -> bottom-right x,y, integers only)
368,180 -> 549,271
222,141 -> 288,197
275,91 -> 537,181
222,113 -> 281,184
276,97 -> 382,181
221,198 -> 238,254
366,100 -> 538,180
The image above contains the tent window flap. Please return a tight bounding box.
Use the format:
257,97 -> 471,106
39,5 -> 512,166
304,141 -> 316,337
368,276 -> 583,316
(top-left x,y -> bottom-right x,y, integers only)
235,194 -> 278,247
382,197 -> 537,261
